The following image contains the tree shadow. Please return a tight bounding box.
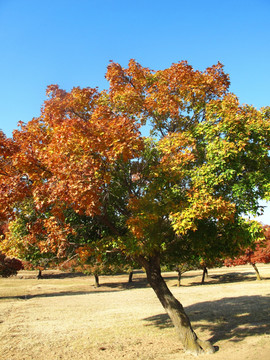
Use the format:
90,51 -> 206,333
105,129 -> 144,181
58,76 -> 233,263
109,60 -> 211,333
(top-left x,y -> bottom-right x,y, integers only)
97,277 -> 149,289
0,289 -> 121,300
17,271 -> 88,279
38,272 -> 86,279
189,273 -> 258,286
0,276 -> 150,301
143,295 -> 270,344
166,272 -> 270,286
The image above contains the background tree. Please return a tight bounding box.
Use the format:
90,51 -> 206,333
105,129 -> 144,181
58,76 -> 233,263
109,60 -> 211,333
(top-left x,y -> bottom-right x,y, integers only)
0,251 -> 23,277
63,205 -> 139,285
224,225 -> 270,280
0,198 -> 70,277
0,60 -> 269,355
76,247 -> 138,287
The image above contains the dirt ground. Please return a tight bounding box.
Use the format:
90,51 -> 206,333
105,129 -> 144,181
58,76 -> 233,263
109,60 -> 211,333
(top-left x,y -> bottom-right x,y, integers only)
0,264 -> 270,360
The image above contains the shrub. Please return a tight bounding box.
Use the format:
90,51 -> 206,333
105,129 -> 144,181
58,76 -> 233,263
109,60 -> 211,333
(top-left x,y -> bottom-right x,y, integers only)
0,251 -> 23,277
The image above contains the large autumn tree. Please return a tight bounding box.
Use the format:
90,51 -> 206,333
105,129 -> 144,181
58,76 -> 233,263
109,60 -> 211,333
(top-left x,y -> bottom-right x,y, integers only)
0,59 -> 269,355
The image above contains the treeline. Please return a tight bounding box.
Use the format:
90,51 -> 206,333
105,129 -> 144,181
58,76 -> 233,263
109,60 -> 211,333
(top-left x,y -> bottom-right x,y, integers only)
1,220 -> 269,283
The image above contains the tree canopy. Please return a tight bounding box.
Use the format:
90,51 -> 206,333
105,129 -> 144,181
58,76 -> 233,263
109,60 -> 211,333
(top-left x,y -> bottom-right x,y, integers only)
0,59 -> 269,354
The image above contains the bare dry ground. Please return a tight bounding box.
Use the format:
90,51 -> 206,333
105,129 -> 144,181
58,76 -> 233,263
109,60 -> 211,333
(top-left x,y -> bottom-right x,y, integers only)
0,264 -> 270,360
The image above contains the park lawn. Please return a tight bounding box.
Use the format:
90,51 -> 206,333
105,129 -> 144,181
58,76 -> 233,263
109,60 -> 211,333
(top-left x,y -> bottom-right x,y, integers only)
0,265 -> 270,360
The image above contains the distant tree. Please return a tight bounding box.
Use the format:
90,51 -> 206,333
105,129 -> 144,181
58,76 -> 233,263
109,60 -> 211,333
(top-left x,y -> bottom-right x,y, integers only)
224,225 -> 270,280
75,244 -> 139,287
0,251 -> 23,277
0,198 -> 69,278
163,218 -> 259,285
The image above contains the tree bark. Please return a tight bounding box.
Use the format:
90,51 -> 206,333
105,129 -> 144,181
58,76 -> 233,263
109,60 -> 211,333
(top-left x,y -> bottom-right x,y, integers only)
251,263 -> 261,281
138,255 -> 215,355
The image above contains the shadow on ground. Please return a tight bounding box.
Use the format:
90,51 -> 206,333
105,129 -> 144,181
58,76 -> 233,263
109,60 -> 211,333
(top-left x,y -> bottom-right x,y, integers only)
3,270 -> 269,301
165,272 -> 270,286
0,277 -> 150,301
143,294 -> 270,344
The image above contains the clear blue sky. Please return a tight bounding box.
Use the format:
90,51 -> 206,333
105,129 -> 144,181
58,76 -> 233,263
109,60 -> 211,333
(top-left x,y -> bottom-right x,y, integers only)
0,0 -> 269,224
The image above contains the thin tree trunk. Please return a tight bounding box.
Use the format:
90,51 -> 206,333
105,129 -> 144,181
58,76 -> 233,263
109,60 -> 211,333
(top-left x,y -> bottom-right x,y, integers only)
94,274 -> 100,287
37,269 -> 42,279
201,266 -> 208,284
138,255 -> 215,355
251,263 -> 261,280
177,269 -> 181,287
128,271 -> 133,283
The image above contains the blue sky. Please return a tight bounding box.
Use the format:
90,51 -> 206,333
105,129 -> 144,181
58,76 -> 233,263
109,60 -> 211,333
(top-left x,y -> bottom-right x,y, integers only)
0,0 -> 269,224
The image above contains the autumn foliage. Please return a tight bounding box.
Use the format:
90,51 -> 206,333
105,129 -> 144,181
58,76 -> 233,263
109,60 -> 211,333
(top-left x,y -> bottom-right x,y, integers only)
0,83 -> 143,260
0,251 -> 23,277
224,225 -> 270,279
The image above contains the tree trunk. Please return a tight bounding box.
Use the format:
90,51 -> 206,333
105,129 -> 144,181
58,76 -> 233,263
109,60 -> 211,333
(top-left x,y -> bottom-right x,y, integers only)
128,271 -> 133,283
177,269 -> 181,287
201,266 -> 208,284
139,255 -> 215,355
94,274 -> 100,287
37,269 -> 42,279
251,263 -> 261,281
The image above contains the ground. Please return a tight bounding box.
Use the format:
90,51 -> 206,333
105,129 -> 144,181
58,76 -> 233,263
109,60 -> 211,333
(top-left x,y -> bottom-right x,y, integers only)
0,264 -> 270,360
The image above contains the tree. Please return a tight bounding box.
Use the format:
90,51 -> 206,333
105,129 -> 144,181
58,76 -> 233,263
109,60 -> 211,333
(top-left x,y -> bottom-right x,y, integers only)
76,247 -> 138,287
224,225 -> 270,280
0,219 -> 24,277
0,251 -> 23,277
0,59 -> 269,355
63,206 -> 139,285
0,198 -> 69,277
162,217 -> 262,286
